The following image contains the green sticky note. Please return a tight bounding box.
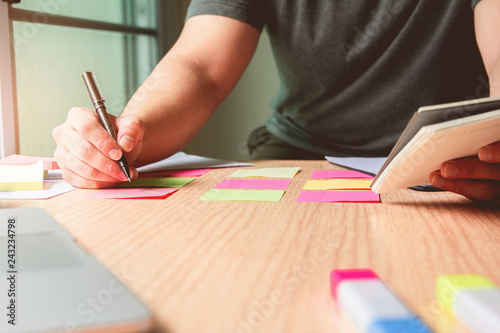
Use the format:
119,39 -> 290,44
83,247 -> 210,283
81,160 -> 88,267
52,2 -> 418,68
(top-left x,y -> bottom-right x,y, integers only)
228,167 -> 300,178
120,177 -> 195,188
199,189 -> 285,201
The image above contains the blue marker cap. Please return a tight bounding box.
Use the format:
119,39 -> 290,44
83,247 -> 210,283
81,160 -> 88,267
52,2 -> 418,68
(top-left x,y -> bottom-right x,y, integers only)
369,317 -> 432,333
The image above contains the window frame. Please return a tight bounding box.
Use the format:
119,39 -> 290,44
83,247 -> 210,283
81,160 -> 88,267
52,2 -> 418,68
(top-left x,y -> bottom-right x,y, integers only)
0,1 -> 18,158
0,0 -> 173,158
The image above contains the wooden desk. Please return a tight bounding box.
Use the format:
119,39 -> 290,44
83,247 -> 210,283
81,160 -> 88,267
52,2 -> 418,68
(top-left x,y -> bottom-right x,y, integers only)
1,160 -> 499,333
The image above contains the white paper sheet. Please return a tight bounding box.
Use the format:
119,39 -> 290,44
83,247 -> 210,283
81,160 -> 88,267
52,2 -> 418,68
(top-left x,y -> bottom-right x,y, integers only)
137,152 -> 253,173
325,156 -> 387,176
0,180 -> 75,200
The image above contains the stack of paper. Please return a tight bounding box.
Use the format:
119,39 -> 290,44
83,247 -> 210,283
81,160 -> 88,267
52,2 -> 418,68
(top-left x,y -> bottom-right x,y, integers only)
0,155 -> 75,199
0,161 -> 44,191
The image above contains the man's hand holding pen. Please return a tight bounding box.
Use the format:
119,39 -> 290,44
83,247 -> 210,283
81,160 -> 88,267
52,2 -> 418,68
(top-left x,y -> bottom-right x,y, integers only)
53,107 -> 144,188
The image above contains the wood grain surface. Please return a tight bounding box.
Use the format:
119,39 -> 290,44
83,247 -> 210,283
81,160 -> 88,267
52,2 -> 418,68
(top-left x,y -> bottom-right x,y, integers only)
1,160 -> 499,333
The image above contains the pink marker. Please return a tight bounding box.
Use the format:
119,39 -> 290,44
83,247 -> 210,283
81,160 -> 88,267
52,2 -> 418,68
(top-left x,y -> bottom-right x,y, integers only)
330,269 -> 432,333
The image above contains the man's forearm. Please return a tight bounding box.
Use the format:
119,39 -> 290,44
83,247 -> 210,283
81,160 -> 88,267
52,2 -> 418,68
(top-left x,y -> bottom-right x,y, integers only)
119,15 -> 261,166
475,0 -> 500,96
121,54 -> 225,166
487,60 -> 500,96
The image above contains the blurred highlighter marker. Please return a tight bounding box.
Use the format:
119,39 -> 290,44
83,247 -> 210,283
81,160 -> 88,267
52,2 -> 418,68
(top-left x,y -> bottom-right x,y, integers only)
330,268 -> 433,333
436,274 -> 500,333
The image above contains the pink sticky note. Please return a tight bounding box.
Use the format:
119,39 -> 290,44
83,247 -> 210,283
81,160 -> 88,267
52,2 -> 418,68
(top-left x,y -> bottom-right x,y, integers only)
0,154 -> 59,170
311,170 -> 374,179
140,168 -> 211,178
88,188 -> 178,199
214,179 -> 291,190
296,190 -> 380,203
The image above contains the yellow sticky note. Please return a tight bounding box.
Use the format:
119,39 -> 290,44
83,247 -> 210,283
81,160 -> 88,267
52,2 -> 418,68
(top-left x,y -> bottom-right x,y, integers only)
303,179 -> 372,190
0,161 -> 44,191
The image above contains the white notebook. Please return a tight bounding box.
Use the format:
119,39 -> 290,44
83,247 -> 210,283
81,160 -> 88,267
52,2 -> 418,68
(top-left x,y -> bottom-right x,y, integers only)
371,95 -> 500,193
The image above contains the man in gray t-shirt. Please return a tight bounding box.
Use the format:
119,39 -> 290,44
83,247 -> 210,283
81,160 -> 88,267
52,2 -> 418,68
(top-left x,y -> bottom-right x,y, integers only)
53,0 -> 500,201
187,0 -> 487,158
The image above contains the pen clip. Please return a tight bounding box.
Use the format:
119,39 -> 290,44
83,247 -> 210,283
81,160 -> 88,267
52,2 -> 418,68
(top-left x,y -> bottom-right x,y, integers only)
91,72 -> 105,103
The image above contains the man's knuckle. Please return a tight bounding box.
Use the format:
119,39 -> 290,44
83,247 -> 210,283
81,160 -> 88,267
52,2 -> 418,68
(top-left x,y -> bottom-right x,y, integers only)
52,126 -> 62,140
77,140 -> 94,159
73,161 -> 97,180
77,118 -> 96,136
85,167 -> 101,180
53,149 -> 64,164
121,117 -> 144,136
103,161 -> 117,176
67,107 -> 80,118
94,136 -> 112,151
60,169 -> 80,187
127,117 -> 142,129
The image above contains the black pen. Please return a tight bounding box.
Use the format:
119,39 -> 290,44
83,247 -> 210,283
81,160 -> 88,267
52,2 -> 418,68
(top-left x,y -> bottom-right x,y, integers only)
82,71 -> 131,182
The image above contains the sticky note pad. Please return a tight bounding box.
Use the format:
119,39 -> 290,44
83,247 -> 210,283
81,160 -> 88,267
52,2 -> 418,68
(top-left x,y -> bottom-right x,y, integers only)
436,274 -> 500,332
120,177 -> 195,188
228,167 -> 300,178
88,188 -> 178,199
297,191 -> 380,203
199,189 -> 285,202
311,170 -> 374,179
0,154 -> 59,170
331,268 -> 432,333
0,161 -> 44,191
214,179 -> 291,190
303,179 -> 372,190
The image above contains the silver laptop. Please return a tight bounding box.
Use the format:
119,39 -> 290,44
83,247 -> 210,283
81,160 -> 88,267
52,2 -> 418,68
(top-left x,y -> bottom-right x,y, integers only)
0,207 -> 153,333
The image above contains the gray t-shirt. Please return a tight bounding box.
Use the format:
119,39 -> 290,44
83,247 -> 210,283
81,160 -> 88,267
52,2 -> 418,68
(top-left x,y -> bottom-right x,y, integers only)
186,0 -> 487,157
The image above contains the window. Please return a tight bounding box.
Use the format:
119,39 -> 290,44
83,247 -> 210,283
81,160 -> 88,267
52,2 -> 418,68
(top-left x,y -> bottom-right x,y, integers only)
0,0 -> 181,158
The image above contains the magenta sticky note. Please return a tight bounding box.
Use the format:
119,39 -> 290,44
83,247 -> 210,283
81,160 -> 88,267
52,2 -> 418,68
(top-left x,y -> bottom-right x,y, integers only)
140,168 -> 211,178
88,187 -> 178,199
311,170 -> 374,179
296,190 -> 380,203
214,179 -> 291,190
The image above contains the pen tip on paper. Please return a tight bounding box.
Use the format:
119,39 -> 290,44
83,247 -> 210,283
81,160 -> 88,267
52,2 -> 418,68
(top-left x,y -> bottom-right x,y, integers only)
120,165 -> 132,182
